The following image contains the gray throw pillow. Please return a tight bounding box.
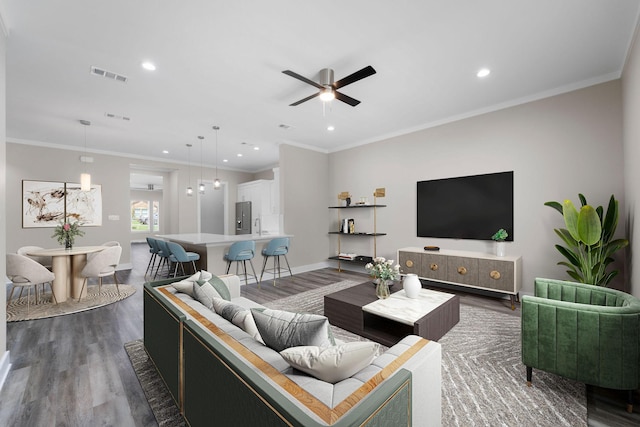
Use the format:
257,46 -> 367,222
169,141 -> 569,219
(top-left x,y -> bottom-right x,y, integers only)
250,308 -> 335,352
192,282 -> 221,309
212,298 -> 263,343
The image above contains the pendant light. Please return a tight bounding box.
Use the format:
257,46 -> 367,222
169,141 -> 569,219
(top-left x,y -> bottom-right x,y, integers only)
79,119 -> 91,191
186,143 -> 194,196
198,136 -> 205,194
213,126 -> 221,189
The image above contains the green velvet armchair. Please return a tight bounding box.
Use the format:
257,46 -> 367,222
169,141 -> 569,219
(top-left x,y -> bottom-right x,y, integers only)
522,278 -> 640,412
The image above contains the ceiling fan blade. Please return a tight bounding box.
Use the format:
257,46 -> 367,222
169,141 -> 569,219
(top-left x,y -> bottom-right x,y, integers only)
289,92 -> 320,106
333,66 -> 376,89
282,70 -> 324,89
334,91 -> 361,107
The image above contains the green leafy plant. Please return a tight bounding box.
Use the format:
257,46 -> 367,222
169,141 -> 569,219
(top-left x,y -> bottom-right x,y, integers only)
492,228 -> 508,241
544,194 -> 628,286
52,220 -> 85,247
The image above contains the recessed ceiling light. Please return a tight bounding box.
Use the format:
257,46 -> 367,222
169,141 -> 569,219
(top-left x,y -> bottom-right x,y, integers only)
477,68 -> 491,78
237,153 -> 243,157
223,159 -> 228,163
327,125 -> 335,131
253,146 -> 260,151
162,150 -> 169,154
142,61 -> 156,71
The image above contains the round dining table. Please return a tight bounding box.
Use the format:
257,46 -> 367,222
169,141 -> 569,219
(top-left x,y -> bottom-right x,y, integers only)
26,246 -> 106,302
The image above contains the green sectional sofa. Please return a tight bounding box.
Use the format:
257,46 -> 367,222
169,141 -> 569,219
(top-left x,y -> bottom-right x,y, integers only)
143,274 -> 442,426
521,277 -> 640,412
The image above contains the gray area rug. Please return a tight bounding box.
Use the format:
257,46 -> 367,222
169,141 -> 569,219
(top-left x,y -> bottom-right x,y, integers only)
126,279 -> 587,426
124,340 -> 185,427
6,284 -> 136,322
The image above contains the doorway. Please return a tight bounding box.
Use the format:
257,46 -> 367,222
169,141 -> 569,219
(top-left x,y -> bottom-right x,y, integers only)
198,180 -> 228,234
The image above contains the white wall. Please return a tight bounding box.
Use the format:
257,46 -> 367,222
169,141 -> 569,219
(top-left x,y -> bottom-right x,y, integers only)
329,81 -> 625,295
280,145 -> 330,269
0,6 -> 8,388
623,21 -> 640,297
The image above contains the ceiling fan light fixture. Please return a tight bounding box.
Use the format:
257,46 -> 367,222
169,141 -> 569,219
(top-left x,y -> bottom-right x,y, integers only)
319,87 -> 335,102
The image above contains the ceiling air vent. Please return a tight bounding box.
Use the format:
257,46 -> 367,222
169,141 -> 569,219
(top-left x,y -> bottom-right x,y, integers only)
90,66 -> 128,83
105,112 -> 131,121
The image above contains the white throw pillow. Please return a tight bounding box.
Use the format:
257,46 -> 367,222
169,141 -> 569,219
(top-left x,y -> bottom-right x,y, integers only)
280,342 -> 379,383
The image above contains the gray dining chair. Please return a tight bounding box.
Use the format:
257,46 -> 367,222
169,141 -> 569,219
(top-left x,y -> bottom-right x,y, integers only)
6,253 -> 57,313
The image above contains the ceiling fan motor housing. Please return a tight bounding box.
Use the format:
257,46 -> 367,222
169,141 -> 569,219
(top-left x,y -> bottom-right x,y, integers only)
319,68 -> 334,87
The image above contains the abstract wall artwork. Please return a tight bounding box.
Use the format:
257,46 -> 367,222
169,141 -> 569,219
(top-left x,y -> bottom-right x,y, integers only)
22,180 -> 103,228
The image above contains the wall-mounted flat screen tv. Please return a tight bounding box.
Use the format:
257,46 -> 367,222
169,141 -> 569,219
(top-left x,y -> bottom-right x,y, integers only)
417,171 -> 513,241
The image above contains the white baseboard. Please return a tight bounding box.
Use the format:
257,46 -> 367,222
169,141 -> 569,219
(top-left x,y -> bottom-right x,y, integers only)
0,351 -> 11,393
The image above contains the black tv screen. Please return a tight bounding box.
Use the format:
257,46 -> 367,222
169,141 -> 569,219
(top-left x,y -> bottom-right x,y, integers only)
417,171 -> 513,241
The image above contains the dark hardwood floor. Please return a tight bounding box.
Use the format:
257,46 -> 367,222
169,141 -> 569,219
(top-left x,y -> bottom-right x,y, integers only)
1,242 -> 638,426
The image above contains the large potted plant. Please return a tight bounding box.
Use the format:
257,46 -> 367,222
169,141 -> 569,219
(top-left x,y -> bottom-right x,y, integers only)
544,194 -> 628,286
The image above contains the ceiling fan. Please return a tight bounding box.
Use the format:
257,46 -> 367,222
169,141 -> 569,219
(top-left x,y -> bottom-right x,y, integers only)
282,65 -> 376,107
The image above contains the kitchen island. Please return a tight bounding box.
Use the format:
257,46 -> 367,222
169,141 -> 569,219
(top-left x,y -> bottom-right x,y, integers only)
156,233 -> 292,282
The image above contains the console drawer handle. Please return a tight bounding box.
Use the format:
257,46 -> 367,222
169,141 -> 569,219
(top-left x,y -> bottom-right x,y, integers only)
490,270 -> 501,280
457,266 -> 467,275
430,263 -> 439,271
405,260 -> 414,268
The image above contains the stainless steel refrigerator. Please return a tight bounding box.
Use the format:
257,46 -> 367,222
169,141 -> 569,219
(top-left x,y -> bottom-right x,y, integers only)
235,201 -> 251,234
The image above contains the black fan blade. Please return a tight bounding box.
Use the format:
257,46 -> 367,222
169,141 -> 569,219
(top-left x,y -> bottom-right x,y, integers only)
289,92 -> 320,106
282,70 -> 324,89
335,91 -> 361,107
333,65 -> 376,89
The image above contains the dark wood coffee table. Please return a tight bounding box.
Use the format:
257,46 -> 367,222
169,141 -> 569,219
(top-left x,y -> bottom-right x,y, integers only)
324,282 -> 460,347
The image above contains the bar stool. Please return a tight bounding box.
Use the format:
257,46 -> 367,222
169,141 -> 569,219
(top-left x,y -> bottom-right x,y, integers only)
259,237 -> 292,286
153,239 -> 172,278
224,240 -> 258,285
166,241 -> 200,277
145,237 -> 159,277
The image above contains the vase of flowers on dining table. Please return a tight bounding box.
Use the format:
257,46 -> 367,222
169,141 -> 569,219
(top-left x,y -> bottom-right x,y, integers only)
52,219 -> 85,249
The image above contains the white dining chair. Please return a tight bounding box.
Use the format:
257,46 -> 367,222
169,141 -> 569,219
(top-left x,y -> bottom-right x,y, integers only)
78,245 -> 122,301
6,253 -> 57,313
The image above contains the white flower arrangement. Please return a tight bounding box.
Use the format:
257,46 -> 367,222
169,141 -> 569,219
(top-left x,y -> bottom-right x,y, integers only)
365,257 -> 401,282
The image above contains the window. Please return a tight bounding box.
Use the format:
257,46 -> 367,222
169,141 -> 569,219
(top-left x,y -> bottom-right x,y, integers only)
131,200 -> 160,232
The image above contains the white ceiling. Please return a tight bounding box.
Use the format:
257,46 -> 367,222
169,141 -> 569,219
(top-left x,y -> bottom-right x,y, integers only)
4,1 -> 640,172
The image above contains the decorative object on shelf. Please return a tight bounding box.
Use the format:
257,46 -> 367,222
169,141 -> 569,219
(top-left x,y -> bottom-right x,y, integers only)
52,220 -> 84,249
403,273 -> 422,299
375,280 -> 391,299
544,194 -> 628,286
338,191 -> 351,207
491,228 -> 508,257
365,257 -> 399,300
